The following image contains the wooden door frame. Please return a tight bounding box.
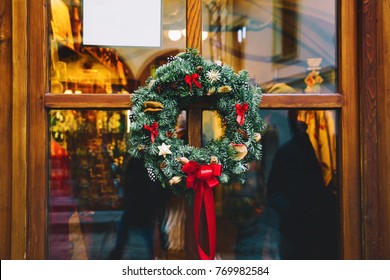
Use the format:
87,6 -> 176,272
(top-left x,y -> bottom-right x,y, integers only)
9,0 -> 363,259
360,0 -> 390,259
0,0 -> 13,260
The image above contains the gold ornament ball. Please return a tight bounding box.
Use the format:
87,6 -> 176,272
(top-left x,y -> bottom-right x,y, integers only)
169,176 -> 182,185
210,156 -> 219,164
254,133 -> 262,142
177,157 -> 189,165
232,143 -> 248,161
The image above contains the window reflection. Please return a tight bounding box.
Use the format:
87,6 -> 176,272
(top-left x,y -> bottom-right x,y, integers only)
202,109 -> 339,259
50,0 -> 185,94
50,108 -> 339,260
49,110 -> 189,260
264,110 -> 338,259
49,110 -> 129,259
202,0 -> 337,93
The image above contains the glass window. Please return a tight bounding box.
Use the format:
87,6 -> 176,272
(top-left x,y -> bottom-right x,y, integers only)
203,109 -> 340,259
49,110 -> 131,259
50,0 -> 185,94
202,0 -> 337,93
48,109 -> 190,259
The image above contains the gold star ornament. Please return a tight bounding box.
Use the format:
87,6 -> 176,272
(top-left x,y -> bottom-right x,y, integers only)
158,143 -> 172,157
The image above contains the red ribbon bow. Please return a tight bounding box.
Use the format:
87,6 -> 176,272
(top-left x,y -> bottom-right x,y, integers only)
144,121 -> 158,143
235,102 -> 249,126
184,73 -> 202,93
182,161 -> 222,260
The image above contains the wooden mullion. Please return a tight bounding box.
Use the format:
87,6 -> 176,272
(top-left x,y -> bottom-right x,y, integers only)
44,93 -> 132,109
44,93 -> 343,109
186,0 -> 202,52
185,0 -> 203,260
260,93 -> 342,108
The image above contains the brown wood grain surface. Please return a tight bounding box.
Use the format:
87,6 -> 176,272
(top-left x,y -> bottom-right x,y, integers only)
360,0 -> 380,260
185,0 -> 202,260
376,0 -> 390,259
27,0 -> 47,259
44,93 -> 343,109
11,0 -> 28,260
44,93 -> 132,108
0,0 -> 13,260
339,0 -> 361,259
186,0 -> 202,52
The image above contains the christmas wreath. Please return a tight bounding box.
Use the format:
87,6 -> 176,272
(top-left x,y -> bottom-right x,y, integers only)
128,49 -> 265,259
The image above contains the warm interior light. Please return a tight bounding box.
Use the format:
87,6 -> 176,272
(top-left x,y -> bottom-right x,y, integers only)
168,30 -> 182,41
170,29 -> 207,41
237,29 -> 243,43
202,31 -> 208,41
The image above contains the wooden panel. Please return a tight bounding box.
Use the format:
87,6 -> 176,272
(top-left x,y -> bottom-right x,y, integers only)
186,0 -> 202,52
339,0 -> 361,259
11,0 -> 28,260
27,0 -> 47,259
360,0 -> 381,259
377,0 -> 390,259
0,0 -> 13,260
45,93 -> 132,109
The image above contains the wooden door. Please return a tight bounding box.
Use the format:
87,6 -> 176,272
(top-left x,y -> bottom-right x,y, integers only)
10,0 -> 364,259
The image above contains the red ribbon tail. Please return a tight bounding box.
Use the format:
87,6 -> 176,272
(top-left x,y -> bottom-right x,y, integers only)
194,80 -> 202,89
204,187 -> 217,259
193,182 -> 216,260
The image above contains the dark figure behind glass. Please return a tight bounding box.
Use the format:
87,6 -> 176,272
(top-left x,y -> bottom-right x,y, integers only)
108,157 -> 170,259
267,110 -> 338,260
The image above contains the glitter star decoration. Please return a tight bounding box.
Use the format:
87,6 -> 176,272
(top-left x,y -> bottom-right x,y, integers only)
158,143 -> 172,157
206,69 -> 221,83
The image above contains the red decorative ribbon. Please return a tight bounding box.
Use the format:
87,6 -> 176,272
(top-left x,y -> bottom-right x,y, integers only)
235,102 -> 249,126
182,161 -> 222,260
184,73 -> 202,93
144,121 -> 158,143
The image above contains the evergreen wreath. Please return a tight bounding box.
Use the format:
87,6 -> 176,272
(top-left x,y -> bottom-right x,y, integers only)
128,49 -> 266,200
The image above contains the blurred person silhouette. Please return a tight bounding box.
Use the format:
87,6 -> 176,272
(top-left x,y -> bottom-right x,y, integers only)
108,156 -> 170,259
266,110 -> 338,260
109,111 -> 187,260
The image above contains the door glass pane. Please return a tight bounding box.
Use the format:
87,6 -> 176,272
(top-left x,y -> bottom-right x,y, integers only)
49,110 -> 189,259
202,0 -> 337,93
202,109 -> 340,259
49,0 -> 185,94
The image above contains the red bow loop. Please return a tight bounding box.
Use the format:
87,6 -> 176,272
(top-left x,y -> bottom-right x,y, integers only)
235,102 -> 249,126
185,73 -> 202,93
182,161 -> 222,190
201,164 -> 222,188
144,122 -> 158,143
